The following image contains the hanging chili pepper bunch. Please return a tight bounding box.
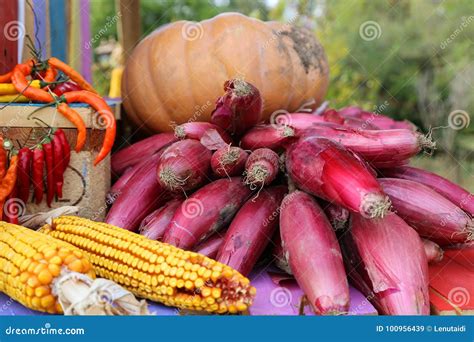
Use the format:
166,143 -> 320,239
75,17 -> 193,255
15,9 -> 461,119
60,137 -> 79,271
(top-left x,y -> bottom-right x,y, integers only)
0,127 -> 71,222
0,53 -> 115,165
34,127 -> 71,207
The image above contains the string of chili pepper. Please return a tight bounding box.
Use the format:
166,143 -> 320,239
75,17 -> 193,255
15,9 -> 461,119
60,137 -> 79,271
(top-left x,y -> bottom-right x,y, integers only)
51,130 -> 64,198
42,137 -> 55,207
32,144 -> 44,204
48,58 -> 97,94
62,91 -> 116,165
55,128 -> 71,168
0,155 -> 19,220
11,61 -> 54,103
17,147 -> 32,203
22,89 -> 87,153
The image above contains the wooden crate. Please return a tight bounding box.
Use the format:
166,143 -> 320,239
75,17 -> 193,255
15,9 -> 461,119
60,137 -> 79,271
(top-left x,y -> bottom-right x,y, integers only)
0,103 -> 115,220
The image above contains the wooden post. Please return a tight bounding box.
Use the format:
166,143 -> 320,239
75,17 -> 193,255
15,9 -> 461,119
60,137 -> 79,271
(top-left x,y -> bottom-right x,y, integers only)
116,0 -> 141,59
0,0 -> 18,73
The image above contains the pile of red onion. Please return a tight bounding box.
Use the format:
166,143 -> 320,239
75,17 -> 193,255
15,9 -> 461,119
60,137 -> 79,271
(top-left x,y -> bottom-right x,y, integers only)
108,78 -> 473,315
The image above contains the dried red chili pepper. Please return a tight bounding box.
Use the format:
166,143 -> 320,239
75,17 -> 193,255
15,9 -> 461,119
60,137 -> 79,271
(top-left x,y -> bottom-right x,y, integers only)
52,131 -> 64,198
17,147 -> 32,203
55,128 -> 70,170
42,139 -> 55,207
52,81 -> 82,96
32,145 -> 45,204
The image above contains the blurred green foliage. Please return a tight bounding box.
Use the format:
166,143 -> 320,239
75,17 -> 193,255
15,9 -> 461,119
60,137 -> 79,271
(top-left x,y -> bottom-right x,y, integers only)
315,0 -> 473,129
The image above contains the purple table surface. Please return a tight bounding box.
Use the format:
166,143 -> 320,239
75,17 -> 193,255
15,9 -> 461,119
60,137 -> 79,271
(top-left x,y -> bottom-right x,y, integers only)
249,268 -> 377,315
0,268 -> 377,316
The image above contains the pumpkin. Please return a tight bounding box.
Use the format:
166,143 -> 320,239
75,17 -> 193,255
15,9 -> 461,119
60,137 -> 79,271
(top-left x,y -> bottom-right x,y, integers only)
122,12 -> 329,133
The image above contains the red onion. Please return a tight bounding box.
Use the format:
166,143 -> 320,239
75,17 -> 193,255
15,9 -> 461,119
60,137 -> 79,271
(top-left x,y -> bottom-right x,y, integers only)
211,79 -> 262,135
211,146 -> 248,178
342,213 -> 430,315
286,137 -> 390,218
163,177 -> 252,249
381,166 -> 474,216
157,140 -> 211,193
216,186 -> 286,276
240,125 -> 296,150
379,178 -> 473,245
280,191 -> 349,315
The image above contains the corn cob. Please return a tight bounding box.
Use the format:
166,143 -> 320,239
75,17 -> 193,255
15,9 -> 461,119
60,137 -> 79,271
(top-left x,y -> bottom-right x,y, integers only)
0,221 -> 95,314
41,216 -> 256,313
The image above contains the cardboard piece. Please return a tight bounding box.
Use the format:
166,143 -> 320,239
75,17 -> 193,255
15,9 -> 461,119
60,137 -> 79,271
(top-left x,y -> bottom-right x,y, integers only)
429,247 -> 474,315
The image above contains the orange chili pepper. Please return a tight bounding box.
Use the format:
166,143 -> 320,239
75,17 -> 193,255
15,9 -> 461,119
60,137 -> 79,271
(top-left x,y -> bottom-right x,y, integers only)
0,155 -> 19,205
42,65 -> 56,83
0,71 -> 12,83
63,91 -> 115,165
11,61 -> 53,103
0,138 -> 6,179
57,103 -> 86,152
48,57 -> 97,94
0,199 -> 4,220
